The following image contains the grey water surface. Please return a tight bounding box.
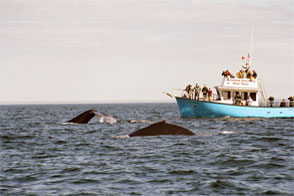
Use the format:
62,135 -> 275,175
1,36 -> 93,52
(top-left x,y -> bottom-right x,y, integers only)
1,103 -> 293,195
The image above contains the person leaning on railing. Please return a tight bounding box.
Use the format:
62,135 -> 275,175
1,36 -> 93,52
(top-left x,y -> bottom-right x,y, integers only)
208,88 -> 213,102
280,99 -> 286,107
288,96 -> 294,107
184,84 -> 192,99
268,96 -> 274,107
202,85 -> 209,101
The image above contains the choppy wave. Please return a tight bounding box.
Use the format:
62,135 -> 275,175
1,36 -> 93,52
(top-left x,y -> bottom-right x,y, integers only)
1,104 -> 293,195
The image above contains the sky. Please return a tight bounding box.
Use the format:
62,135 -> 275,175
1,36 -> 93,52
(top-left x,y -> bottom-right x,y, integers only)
0,0 -> 293,104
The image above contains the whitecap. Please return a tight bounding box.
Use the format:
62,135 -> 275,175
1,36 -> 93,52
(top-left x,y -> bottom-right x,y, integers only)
220,130 -> 236,135
112,135 -> 130,139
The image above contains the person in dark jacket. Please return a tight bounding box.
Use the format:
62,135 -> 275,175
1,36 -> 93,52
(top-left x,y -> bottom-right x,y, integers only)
246,70 -> 252,79
184,84 -> 191,98
252,70 -> 257,79
268,96 -> 274,107
194,83 -> 201,100
208,88 -> 213,102
288,96 -> 294,107
280,99 -> 286,107
222,70 -> 228,77
234,92 -> 242,105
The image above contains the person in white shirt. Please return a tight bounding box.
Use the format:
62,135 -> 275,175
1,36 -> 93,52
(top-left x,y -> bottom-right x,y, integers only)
246,96 -> 253,106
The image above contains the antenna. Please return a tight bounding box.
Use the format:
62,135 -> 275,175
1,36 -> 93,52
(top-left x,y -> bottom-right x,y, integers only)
249,9 -> 256,64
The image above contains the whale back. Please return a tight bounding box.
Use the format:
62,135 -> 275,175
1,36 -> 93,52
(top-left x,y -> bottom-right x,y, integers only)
129,121 -> 195,137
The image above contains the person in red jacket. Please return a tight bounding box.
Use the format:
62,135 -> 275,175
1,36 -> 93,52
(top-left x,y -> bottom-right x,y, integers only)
208,88 -> 213,102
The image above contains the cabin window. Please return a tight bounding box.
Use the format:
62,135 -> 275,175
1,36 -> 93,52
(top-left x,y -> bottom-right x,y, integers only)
233,92 -> 240,97
222,91 -> 231,100
242,92 -> 248,100
250,92 -> 256,101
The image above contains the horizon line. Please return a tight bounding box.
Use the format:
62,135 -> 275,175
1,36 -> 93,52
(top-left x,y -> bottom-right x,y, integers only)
0,99 -> 175,105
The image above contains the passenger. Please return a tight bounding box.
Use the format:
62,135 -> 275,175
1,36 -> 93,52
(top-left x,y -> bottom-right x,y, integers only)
288,96 -> 294,107
184,85 -> 191,98
208,88 -> 213,102
222,70 -> 228,77
246,70 -> 252,79
246,96 -> 253,106
194,83 -> 201,100
189,86 -> 193,99
234,92 -> 242,105
202,84 -> 209,101
244,63 -> 250,73
183,90 -> 189,98
242,70 -> 246,77
227,70 -> 234,78
268,96 -> 274,107
237,93 -> 242,105
252,70 -> 257,79
187,84 -> 193,99
240,70 -> 245,78
280,99 -> 286,107
222,70 -> 234,78
236,70 -> 245,78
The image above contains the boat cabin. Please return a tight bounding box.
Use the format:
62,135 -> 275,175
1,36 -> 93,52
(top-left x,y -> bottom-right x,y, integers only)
214,77 -> 265,106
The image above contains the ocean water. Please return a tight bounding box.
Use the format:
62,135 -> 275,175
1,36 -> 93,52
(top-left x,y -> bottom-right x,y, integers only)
0,103 -> 293,196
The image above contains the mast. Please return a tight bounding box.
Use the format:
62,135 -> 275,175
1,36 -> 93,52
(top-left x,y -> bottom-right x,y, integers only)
249,9 -> 267,106
242,10 -> 256,70
249,9 -> 256,64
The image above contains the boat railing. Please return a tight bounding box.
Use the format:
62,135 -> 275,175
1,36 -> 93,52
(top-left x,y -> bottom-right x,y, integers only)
179,95 -> 293,107
258,79 -> 267,107
212,94 -> 220,101
263,101 -> 293,108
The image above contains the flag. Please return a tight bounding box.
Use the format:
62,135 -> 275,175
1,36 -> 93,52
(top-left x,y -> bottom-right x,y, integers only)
242,53 -> 251,60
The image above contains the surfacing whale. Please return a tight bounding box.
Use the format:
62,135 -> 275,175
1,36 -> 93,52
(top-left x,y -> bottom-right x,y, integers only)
127,121 -> 195,137
65,110 -> 117,124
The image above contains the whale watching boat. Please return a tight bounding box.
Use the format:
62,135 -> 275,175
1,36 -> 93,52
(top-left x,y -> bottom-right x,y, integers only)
174,55 -> 294,118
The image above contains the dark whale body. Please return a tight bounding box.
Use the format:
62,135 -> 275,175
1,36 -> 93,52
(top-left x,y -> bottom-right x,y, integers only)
129,121 -> 195,137
65,110 -> 116,124
66,110 -> 98,124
